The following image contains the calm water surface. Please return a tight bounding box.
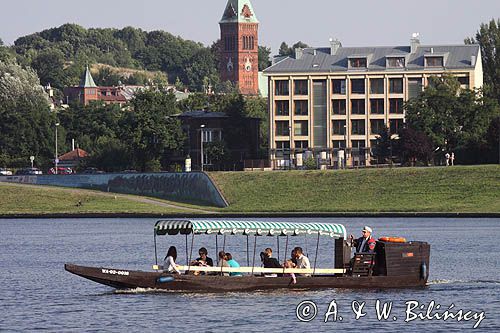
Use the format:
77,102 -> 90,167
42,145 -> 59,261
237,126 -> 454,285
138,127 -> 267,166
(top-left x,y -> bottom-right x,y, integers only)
0,217 -> 499,332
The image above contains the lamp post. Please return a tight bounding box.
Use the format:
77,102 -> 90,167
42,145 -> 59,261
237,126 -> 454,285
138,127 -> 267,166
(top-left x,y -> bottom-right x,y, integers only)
55,122 -> 60,174
200,124 -> 205,172
288,125 -> 292,170
343,124 -> 347,169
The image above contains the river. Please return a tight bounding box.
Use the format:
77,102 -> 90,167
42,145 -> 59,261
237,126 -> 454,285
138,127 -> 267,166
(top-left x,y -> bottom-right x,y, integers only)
0,217 -> 498,332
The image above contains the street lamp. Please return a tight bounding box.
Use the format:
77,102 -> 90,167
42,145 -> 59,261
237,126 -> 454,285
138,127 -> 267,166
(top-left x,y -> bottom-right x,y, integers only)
343,124 -> 347,169
55,122 -> 60,174
200,124 -> 205,172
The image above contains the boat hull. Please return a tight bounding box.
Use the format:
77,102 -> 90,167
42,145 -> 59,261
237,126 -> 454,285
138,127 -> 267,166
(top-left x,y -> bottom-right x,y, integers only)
65,264 -> 427,292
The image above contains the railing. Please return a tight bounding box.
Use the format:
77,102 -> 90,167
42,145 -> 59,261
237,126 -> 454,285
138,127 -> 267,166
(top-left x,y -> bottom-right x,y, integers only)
153,265 -> 346,275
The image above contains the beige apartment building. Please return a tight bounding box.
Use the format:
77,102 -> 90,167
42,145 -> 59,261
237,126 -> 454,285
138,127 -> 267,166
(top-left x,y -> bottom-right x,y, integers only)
263,35 -> 483,169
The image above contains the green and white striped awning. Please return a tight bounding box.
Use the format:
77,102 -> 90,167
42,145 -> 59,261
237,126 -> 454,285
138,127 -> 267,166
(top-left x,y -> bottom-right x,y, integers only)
155,220 -> 347,239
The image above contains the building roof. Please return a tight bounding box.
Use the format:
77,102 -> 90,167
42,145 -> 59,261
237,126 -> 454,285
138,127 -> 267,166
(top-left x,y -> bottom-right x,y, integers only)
58,148 -> 88,161
79,66 -> 97,88
177,110 -> 229,119
220,0 -> 259,24
264,44 -> 480,74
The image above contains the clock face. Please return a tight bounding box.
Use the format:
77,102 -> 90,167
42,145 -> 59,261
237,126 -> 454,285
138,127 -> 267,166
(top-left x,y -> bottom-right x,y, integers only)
244,57 -> 252,72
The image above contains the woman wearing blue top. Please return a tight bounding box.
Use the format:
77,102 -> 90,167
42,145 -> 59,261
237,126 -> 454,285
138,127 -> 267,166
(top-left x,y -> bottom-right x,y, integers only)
225,253 -> 243,277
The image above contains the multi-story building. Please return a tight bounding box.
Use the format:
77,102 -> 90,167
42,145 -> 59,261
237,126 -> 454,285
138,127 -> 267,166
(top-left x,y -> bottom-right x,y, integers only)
263,35 -> 483,168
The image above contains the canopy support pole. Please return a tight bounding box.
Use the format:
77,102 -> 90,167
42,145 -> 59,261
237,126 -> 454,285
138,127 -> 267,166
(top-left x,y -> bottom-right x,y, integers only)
283,235 -> 289,275
154,231 -> 158,266
277,236 -> 280,262
187,233 -> 195,272
251,235 -> 257,276
305,233 -> 308,257
246,235 -> 249,266
313,232 -> 320,276
215,234 -> 218,265
185,234 -> 189,265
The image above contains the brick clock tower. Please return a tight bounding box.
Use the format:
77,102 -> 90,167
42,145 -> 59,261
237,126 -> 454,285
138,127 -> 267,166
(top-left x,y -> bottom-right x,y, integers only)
219,0 -> 259,95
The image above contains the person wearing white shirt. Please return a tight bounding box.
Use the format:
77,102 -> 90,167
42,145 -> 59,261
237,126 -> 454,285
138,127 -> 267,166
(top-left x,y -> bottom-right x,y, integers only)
163,246 -> 181,274
293,247 -> 311,277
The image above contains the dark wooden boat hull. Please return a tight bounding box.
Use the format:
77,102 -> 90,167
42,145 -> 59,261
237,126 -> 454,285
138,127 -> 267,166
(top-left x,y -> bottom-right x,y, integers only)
65,264 -> 427,292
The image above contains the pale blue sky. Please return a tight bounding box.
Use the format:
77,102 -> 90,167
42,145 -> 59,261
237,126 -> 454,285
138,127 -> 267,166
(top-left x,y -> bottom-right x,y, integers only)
2,0 -> 500,53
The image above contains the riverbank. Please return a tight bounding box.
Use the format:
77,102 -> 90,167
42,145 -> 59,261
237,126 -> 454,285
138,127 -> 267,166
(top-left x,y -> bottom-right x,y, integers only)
1,165 -> 499,216
210,165 -> 500,213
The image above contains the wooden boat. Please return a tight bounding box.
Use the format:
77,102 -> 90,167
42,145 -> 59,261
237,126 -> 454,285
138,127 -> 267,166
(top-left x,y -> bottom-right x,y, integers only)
65,220 -> 430,292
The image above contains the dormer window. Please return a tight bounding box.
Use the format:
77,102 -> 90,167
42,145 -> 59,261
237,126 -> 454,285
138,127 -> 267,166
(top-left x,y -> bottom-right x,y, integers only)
387,57 -> 405,68
349,57 -> 367,68
425,56 -> 444,67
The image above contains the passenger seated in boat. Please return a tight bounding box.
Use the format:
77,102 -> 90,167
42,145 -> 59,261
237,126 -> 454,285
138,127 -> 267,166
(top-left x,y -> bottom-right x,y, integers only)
293,247 -> 311,277
290,249 -> 298,266
225,253 -> 243,277
350,226 -> 376,253
163,246 -> 181,274
217,251 -> 230,276
262,248 -> 282,268
284,260 -> 297,284
190,247 -> 214,275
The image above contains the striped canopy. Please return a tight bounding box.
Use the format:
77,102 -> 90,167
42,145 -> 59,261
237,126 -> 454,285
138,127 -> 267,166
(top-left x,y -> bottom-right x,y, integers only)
155,220 -> 346,239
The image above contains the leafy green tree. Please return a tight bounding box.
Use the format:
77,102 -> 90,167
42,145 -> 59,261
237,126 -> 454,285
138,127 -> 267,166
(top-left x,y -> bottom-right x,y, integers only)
372,127 -> 394,164
85,137 -> 132,172
258,45 -> 271,70
31,48 -> 68,88
467,19 -> 500,103
185,48 -> 219,91
244,96 -> 268,149
124,89 -> 185,171
205,140 -> 229,169
405,75 -> 500,163
0,60 -> 54,168
279,42 -> 291,56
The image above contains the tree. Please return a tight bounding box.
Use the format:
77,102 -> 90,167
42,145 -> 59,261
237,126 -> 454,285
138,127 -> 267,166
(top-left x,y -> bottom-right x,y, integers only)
405,75 -> 500,163
0,60 -> 53,168
279,41 -> 310,57
397,128 -> 434,166
372,128 -> 393,164
31,48 -> 68,89
85,137 -> 131,172
258,45 -> 271,70
204,140 -> 229,170
124,89 -> 185,171
467,19 -> 500,103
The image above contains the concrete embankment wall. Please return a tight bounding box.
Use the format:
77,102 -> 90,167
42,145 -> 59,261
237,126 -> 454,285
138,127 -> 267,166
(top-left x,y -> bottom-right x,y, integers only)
0,172 -> 228,208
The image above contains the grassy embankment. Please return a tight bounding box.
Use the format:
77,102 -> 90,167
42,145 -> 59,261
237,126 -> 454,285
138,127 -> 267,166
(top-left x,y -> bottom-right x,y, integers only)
210,165 -> 500,213
0,183 -> 210,215
0,165 -> 498,215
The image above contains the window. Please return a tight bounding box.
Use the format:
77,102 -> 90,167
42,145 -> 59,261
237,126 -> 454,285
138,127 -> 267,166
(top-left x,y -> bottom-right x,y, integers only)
389,98 -> 404,114
370,99 -> 384,114
294,121 -> 308,136
351,99 -> 365,115
333,140 -> 346,149
370,119 -> 386,135
408,78 -> 422,99
202,129 -> 221,143
275,121 -> 290,136
294,80 -> 308,95
295,140 -> 309,150
332,99 -> 346,115
275,80 -> 289,96
351,120 -> 365,135
332,79 -> 346,94
458,76 -> 470,88
294,100 -> 308,116
351,140 -> 366,148
349,58 -> 367,68
332,120 -> 346,135
275,141 -> 290,156
224,35 -> 236,51
275,101 -> 289,116
242,36 -> 255,50
425,56 -> 444,67
370,78 -> 384,94
389,119 -> 404,134
351,79 -> 365,94
389,78 -> 403,94
387,57 -> 405,68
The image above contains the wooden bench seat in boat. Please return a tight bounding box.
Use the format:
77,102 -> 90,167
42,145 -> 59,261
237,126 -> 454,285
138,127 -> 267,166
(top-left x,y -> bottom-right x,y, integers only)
152,265 -> 346,275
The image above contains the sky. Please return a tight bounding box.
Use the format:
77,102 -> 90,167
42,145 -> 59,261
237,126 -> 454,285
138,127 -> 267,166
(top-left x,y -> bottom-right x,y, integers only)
1,0 -> 500,53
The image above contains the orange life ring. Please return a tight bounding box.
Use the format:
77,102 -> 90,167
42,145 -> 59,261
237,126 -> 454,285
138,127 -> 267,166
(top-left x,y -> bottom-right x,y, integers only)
379,236 -> 407,243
